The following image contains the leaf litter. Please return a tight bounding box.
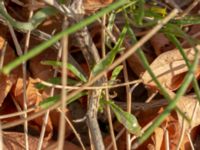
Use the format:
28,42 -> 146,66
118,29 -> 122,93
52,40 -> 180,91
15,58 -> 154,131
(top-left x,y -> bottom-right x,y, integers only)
0,0 -> 200,149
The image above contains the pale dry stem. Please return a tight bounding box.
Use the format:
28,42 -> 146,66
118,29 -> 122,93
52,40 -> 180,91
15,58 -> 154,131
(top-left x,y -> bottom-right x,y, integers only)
101,14 -> 118,150
1,9 -> 179,136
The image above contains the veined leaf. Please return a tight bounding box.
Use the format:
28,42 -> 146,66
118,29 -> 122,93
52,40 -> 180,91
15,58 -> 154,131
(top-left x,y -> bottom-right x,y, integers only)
109,65 -> 123,84
141,45 -> 200,90
39,95 -> 61,109
150,6 -> 167,17
1,0 -> 129,74
41,60 -> 87,82
145,9 -> 163,20
92,26 -> 128,76
39,92 -> 87,109
35,77 -> 78,90
67,91 -> 87,104
101,100 -> 141,136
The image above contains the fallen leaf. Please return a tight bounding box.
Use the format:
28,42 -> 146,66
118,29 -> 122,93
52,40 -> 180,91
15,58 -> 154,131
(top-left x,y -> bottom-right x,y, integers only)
49,109 -> 72,138
46,140 -> 83,150
193,127 -> 200,149
0,44 -> 20,106
11,77 -> 53,140
151,127 -> 164,150
142,45 -> 200,91
22,37 -> 55,81
183,25 -> 200,48
83,0 -> 113,12
0,95 -> 18,122
21,37 -> 73,138
0,74 -> 16,106
136,101 -> 192,150
3,131 -> 48,150
150,33 -> 174,56
104,133 -> 126,150
176,95 -> 200,129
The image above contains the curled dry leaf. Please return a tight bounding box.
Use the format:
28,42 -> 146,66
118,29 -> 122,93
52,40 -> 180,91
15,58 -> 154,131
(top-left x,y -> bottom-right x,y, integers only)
147,95 -> 200,150
11,77 -> 53,139
3,131 -> 48,150
148,127 -> 164,150
141,45 -> 200,91
103,132 -> 126,150
0,74 -> 16,106
0,25 -> 17,106
150,33 -> 173,56
0,96 -> 19,124
134,97 -> 195,150
4,130 -> 82,150
183,25 -> 200,48
83,0 -> 113,12
22,36 -> 73,137
176,95 -> 200,129
125,37 -> 145,76
26,37 -> 55,81
172,95 -> 200,150
46,140 -> 83,150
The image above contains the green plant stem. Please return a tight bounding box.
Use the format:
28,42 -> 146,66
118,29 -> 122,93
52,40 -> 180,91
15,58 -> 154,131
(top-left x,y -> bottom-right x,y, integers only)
166,34 -> 200,102
128,26 -> 189,121
132,47 -> 199,148
1,0 -> 129,75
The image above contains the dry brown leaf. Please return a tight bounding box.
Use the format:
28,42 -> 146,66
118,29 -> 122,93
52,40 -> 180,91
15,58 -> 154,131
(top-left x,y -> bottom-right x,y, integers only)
125,39 -> 145,76
0,75 -> 16,106
144,91 -> 200,150
0,95 -> 18,122
83,0 -> 113,12
152,94 -> 200,150
148,108 -> 182,150
63,141 -> 83,150
49,109 -> 73,138
150,33 -> 174,56
142,45 -> 200,91
151,127 -> 164,150
11,77 -> 53,140
21,37 -> 73,137
22,37 -> 55,81
183,25 -> 200,48
3,131 -> 48,150
163,112 -> 193,150
46,140 -> 83,150
136,101 -> 193,150
164,116 -> 181,150
0,44 -> 20,106
103,133 -> 126,150
193,127 -> 200,149
176,95 -> 200,129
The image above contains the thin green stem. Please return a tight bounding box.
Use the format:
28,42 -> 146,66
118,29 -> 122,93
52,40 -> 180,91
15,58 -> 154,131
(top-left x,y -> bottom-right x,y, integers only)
128,27 -> 189,121
132,47 -> 199,148
1,0 -> 129,74
167,34 -> 200,102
